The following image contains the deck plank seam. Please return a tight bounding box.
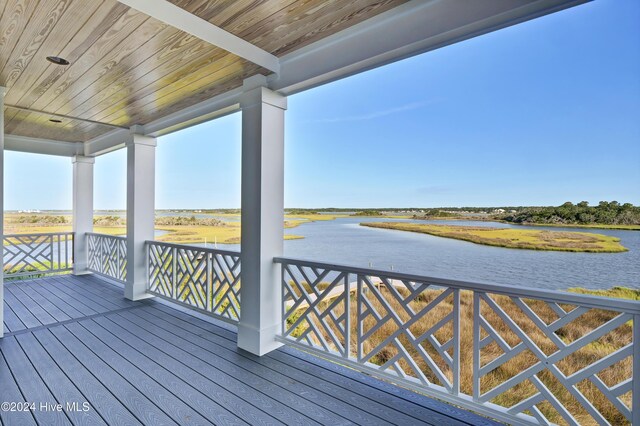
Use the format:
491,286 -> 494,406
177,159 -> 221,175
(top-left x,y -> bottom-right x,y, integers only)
13,277 -> 109,315
5,336 -> 75,425
13,333 -> 110,426
61,321 -> 208,426
17,279 -> 86,319
78,318 -> 249,426
13,282 -> 73,323
94,314 -> 287,426
145,303 -> 484,426
0,350 -> 36,424
41,324 -> 161,426
126,307 -> 430,426
2,303 -> 150,338
33,330 -> 144,425
109,310 -> 337,426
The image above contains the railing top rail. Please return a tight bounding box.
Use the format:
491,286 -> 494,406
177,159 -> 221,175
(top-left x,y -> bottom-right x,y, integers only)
4,231 -> 75,237
146,240 -> 241,257
86,232 -> 127,240
274,256 -> 640,315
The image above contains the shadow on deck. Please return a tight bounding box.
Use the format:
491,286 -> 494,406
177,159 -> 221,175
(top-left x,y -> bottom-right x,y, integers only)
1,274 -> 499,426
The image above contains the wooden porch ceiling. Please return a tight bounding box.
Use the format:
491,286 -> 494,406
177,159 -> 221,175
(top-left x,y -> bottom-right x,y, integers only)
0,0 -> 406,143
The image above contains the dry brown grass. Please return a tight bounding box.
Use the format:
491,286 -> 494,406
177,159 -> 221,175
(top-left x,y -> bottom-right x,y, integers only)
287,284 -> 637,425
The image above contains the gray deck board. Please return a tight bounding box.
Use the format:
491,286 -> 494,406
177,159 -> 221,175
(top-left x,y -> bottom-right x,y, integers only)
129,307 -> 427,426
14,333 -> 106,426
31,328 -> 143,426
2,301 -> 25,333
0,349 -> 37,426
0,275 -> 500,426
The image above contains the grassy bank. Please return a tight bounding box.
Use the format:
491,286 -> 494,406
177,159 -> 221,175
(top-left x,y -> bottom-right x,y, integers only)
288,285 -> 637,425
361,222 -> 628,252
155,221 -> 303,245
3,214 -> 303,245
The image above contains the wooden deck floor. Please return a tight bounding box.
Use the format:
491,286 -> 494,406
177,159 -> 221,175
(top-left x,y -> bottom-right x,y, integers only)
1,275 -> 500,426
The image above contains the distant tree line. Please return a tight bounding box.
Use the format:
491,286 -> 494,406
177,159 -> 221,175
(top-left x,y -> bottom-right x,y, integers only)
497,201 -> 640,225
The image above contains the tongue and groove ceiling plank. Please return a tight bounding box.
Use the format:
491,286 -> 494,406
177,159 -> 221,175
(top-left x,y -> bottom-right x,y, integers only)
1,0 -> 405,142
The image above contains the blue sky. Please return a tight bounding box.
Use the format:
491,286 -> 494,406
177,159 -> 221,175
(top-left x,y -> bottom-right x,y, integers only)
4,0 -> 639,210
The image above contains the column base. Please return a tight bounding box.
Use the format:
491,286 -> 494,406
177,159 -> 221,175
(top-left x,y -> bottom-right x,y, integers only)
72,267 -> 92,276
125,282 -> 155,301
237,322 -> 283,356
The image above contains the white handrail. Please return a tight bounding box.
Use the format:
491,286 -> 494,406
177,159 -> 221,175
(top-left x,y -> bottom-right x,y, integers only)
275,256 -> 638,426
274,256 -> 640,315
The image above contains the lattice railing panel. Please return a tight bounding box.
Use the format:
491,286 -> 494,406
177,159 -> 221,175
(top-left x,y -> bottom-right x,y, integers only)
358,275 -> 459,393
276,257 -> 640,426
283,265 -> 351,357
3,232 -> 74,277
474,292 -> 635,426
147,241 -> 241,323
281,261 -> 460,394
87,233 -> 127,282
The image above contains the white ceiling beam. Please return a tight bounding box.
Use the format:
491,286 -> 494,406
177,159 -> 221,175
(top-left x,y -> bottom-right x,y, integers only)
84,128 -> 131,157
269,0 -> 590,95
4,134 -> 83,157
116,0 -> 280,74
84,0 -> 588,157
142,86 -> 242,138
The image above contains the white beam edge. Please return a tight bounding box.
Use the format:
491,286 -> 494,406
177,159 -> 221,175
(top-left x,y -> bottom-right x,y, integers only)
84,128 -> 131,157
143,87 -> 242,137
269,0 -> 590,95
4,134 -> 83,157
116,0 -> 279,73
83,0 -> 588,156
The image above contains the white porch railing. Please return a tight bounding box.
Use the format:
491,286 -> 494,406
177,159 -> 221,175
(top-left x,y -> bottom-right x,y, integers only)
3,232 -> 74,278
146,241 -> 241,324
274,256 -> 639,426
87,232 -> 127,282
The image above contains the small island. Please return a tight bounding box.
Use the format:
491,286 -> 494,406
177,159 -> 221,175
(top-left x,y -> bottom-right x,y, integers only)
361,222 -> 628,253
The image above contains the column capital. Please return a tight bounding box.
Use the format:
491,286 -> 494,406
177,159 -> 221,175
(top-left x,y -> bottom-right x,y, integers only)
241,86 -> 287,111
71,155 -> 95,165
126,132 -> 157,148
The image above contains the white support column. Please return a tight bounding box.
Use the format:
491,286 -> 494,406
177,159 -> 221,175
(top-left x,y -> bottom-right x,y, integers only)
0,86 -> 5,338
237,83 -> 287,356
71,155 -> 95,274
125,131 -> 156,300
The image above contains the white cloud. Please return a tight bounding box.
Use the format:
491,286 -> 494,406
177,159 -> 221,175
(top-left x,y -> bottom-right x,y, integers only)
307,100 -> 440,124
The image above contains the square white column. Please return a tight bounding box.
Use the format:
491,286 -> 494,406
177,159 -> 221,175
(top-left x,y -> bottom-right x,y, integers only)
0,86 -> 5,338
72,155 -> 94,275
237,84 -> 287,356
125,132 -> 156,301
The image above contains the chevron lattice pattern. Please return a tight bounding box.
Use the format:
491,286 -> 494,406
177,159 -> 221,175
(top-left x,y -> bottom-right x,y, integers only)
4,232 -> 74,277
148,242 -> 241,322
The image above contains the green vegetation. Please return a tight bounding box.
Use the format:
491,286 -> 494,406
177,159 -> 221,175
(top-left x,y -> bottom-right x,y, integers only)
353,210 -> 383,216
361,222 -> 628,252
286,209 -> 319,215
497,201 -> 640,229
412,209 -> 463,219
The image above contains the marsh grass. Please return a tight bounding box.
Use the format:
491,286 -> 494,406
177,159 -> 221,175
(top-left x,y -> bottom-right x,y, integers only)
286,283 -> 637,425
361,222 -> 628,253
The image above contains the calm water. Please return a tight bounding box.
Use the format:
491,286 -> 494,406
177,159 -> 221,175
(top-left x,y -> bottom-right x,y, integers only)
274,218 -> 639,291
31,211 -> 640,291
